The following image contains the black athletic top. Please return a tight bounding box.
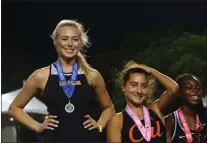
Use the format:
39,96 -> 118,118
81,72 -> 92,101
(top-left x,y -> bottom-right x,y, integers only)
121,109 -> 166,143
171,111 -> 207,143
41,64 -> 99,143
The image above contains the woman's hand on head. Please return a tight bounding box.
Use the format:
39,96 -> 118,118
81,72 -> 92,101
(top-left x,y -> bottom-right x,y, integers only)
36,115 -> 59,132
132,64 -> 152,74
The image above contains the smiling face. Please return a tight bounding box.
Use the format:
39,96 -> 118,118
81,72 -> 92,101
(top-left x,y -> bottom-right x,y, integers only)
180,76 -> 202,106
55,26 -> 82,60
122,73 -> 149,107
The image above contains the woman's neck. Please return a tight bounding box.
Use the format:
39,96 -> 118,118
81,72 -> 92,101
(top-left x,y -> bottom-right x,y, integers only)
180,105 -> 198,130
181,104 -> 196,118
58,57 -> 76,72
127,102 -> 144,120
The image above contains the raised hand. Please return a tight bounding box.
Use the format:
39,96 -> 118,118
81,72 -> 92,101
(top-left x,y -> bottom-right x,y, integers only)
136,64 -> 152,73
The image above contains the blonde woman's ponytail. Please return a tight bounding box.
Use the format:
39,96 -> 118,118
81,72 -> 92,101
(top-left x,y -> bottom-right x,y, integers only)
77,52 -> 94,85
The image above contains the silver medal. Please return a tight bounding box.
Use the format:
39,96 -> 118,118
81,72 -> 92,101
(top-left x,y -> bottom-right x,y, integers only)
65,102 -> 75,113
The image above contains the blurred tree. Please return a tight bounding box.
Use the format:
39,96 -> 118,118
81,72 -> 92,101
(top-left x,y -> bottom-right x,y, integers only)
110,31 -> 207,112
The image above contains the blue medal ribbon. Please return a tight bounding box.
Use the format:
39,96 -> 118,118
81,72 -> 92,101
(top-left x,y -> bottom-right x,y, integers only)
55,59 -> 79,100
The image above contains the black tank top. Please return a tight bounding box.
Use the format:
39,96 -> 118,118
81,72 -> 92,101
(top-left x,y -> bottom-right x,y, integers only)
172,111 -> 207,143
121,109 -> 166,143
41,64 -> 99,143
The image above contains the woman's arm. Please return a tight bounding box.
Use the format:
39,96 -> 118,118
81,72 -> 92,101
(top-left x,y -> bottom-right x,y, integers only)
165,114 -> 175,143
147,66 -> 179,116
83,70 -> 115,131
8,68 -> 58,132
107,114 -> 122,142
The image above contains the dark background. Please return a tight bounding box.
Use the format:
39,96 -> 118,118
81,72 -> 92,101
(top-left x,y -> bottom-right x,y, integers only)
2,2 -> 207,93
2,1 -> 207,143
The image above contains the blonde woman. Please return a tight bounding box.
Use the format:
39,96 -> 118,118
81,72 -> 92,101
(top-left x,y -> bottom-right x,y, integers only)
9,19 -> 114,143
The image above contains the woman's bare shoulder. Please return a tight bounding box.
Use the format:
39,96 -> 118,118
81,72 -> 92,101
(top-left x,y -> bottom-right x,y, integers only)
32,66 -> 50,79
108,112 -> 123,127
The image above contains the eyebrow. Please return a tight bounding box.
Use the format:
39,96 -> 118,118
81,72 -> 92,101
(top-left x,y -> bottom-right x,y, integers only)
129,81 -> 147,85
60,35 -> 80,38
185,82 -> 193,85
185,80 -> 200,85
185,82 -> 201,87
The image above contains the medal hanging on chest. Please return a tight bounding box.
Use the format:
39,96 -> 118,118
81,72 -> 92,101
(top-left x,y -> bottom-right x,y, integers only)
177,108 -> 201,143
55,59 -> 79,113
125,105 -> 151,142
65,100 -> 75,113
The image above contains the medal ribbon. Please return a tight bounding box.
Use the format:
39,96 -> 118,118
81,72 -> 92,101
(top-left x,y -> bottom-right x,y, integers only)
177,107 -> 200,143
55,59 -> 79,100
125,105 -> 151,142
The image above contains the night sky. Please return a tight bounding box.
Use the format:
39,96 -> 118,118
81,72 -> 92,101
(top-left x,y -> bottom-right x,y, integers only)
2,2 -> 207,93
